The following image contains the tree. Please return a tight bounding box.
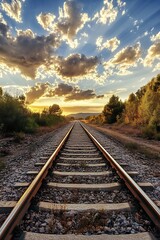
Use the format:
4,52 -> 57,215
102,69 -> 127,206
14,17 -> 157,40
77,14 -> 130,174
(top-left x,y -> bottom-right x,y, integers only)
138,75 -> 160,126
103,95 -> 124,124
0,93 -> 36,132
48,104 -> 62,116
124,93 -> 139,125
0,87 -> 3,97
18,94 -> 26,104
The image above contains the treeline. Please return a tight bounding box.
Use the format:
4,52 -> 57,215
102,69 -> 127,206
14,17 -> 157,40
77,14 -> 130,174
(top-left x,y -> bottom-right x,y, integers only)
0,88 -> 66,134
87,74 -> 160,140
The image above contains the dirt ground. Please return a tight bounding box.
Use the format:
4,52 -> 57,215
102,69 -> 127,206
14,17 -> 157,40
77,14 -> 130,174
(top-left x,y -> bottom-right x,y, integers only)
87,123 -> 160,156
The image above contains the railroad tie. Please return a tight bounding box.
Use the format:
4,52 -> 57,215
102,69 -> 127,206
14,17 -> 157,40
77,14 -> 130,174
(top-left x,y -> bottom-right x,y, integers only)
56,163 -> 106,167
38,202 -> 133,212
0,201 -> 17,213
22,232 -> 157,240
52,171 -> 112,176
47,182 -> 121,191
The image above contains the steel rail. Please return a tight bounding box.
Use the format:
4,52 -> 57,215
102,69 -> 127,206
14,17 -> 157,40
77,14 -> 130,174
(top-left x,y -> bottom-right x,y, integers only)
81,123 -> 160,230
0,124 -> 74,240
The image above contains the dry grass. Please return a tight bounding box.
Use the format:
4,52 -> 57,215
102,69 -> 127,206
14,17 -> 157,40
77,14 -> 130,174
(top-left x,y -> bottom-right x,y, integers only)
125,141 -> 160,160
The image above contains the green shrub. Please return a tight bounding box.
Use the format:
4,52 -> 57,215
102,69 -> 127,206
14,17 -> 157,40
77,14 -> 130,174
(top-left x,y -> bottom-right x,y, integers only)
14,132 -> 25,143
25,117 -> 38,133
142,125 -> 156,139
0,92 -> 66,133
125,142 -> 138,150
155,133 -> 160,141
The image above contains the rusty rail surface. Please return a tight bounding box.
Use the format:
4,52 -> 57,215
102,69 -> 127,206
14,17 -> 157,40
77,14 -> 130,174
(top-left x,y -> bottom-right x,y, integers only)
0,124 -> 74,240
81,123 -> 160,230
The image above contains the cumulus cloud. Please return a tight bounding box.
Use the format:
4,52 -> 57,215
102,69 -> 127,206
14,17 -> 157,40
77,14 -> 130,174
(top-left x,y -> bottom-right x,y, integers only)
65,89 -> 103,101
0,21 -> 9,37
47,83 -> 73,97
25,83 -> 50,104
55,1 -> 89,42
1,0 -> 23,23
26,82 -> 104,103
102,43 -> 141,76
0,13 -> 7,25
96,36 -> 120,52
153,62 -> 160,72
0,21 -> 99,81
53,54 -> 99,80
36,0 -> 89,48
81,32 -> 88,38
49,83 -> 104,101
16,28 -> 35,38
116,69 -> 133,75
2,85 -> 28,96
150,32 -> 160,42
144,43 -> 160,67
93,0 -> 118,25
117,0 -> 126,8
36,13 -> 56,30
111,43 -> 141,67
0,23 -> 60,79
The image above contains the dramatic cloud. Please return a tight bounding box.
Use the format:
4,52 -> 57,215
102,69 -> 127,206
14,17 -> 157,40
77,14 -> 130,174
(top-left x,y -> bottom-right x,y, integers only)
111,43 -> 141,67
93,0 -> 118,25
0,13 -> 7,25
65,89 -> 103,101
54,0 -> 89,42
37,0 -> 89,48
16,28 -> 35,38
153,62 -> 160,72
150,32 -> 160,42
103,43 -> 141,76
47,83 -> 73,97
116,69 -> 133,76
2,85 -> 28,96
53,54 -> 99,80
0,23 -> 59,79
144,32 -> 160,66
144,43 -> 160,67
96,36 -> 120,52
25,83 -> 50,104
49,83 -> 104,101
36,13 -> 56,30
0,19 -> 98,81
1,0 -> 23,23
117,0 -> 126,8
26,82 -> 104,103
0,22 -> 9,37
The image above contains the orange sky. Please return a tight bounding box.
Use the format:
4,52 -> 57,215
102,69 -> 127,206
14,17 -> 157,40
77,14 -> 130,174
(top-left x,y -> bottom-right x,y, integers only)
29,105 -> 103,115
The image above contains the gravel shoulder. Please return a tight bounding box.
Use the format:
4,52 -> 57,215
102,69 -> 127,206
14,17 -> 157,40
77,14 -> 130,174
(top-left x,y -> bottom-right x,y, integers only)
0,123 -> 72,202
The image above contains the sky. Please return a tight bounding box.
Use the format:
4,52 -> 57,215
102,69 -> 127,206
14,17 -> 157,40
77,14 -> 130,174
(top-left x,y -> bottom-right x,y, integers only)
0,0 -> 159,115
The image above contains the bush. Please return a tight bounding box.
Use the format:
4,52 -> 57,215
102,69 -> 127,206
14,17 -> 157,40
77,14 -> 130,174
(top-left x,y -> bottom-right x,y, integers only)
25,117 -> 38,133
0,91 -> 66,134
155,133 -> 160,141
0,94 -> 28,132
14,132 -> 25,143
35,114 -> 66,127
142,125 -> 157,139
125,142 -> 138,150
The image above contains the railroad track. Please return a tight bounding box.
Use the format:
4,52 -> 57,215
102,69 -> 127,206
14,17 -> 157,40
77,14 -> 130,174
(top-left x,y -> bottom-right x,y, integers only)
0,121 -> 160,240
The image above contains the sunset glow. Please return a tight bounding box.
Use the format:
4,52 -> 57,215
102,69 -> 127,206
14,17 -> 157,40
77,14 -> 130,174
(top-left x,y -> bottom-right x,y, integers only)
0,0 -> 159,114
